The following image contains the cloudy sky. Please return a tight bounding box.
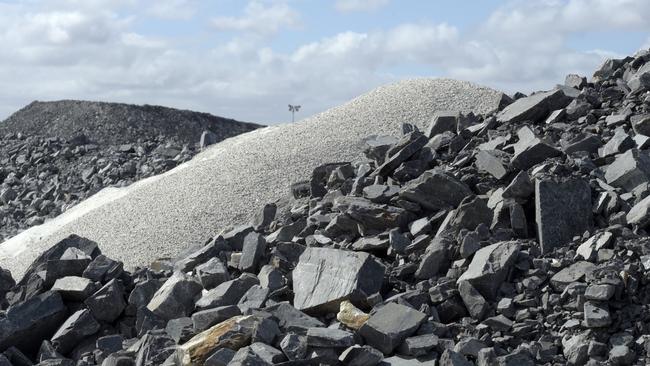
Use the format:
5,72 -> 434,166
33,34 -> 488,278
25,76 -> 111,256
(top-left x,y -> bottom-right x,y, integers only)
0,0 -> 649,124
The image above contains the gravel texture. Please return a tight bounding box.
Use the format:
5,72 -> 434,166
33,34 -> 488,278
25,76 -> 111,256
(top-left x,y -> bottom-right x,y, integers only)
0,100 -> 260,145
0,78 -> 505,279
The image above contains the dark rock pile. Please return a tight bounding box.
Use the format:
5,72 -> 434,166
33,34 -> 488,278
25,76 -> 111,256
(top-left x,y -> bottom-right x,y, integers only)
2,50 -> 650,365
0,102 -> 261,240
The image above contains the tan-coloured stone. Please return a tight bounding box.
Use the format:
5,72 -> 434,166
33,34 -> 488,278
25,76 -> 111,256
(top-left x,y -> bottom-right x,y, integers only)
337,300 -> 370,330
177,315 -> 258,366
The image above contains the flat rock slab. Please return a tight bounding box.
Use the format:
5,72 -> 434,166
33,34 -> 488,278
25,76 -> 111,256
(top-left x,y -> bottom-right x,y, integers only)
535,178 -> 592,254
550,261 -> 596,292
497,89 -> 572,125
292,247 -> 385,313
604,149 -> 650,191
0,79 -> 505,279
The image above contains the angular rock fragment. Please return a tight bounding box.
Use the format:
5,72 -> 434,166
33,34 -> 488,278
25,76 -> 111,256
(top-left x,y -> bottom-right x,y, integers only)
372,131 -> 429,177
535,177 -> 592,253
51,276 -> 97,301
497,89 -> 572,125
82,254 -> 123,283
339,345 -> 383,366
550,261 -> 596,291
626,195 -> 650,227
399,170 -> 472,211
195,258 -> 229,290
511,128 -> 561,170
458,280 -> 488,320
306,327 -> 355,348
601,128 -> 634,157
605,149 -> 650,191
85,279 -> 127,323
292,247 -> 385,313
475,150 -> 509,179
0,291 -> 68,353
239,232 -> 266,273
584,301 -> 611,328
337,300 -> 370,330
146,272 -> 202,320
426,111 -> 458,137
358,302 -> 427,354
457,241 -> 519,300
192,305 -> 241,332
195,273 -> 258,310
51,309 -> 101,354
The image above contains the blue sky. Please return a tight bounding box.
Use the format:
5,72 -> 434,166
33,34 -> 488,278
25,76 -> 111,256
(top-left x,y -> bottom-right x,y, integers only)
0,0 -> 649,124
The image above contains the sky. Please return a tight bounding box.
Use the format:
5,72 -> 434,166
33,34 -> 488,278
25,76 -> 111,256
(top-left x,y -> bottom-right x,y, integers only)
0,1 -> 649,124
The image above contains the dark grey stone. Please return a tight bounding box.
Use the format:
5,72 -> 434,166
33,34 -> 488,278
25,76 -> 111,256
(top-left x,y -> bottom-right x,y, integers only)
195,273 -> 259,310
82,255 -> 124,284
475,150 -> 509,179
239,232 -> 267,273
0,291 -> 68,353
228,346 -> 270,366
280,333 -> 308,361
292,247 -> 385,313
359,302 -> 427,354
605,149 -> 650,191
264,302 -> 324,333
192,305 -> 241,332
457,280 -> 488,320
306,327 -> 355,348
195,258 -> 230,290
414,237 -> 451,280
496,89 -> 572,125
85,279 -> 127,323
372,132 -> 429,177
146,272 -> 202,320
399,170 -> 472,211
165,317 -> 194,344
397,334 -> 439,357
426,111 -> 458,138
173,236 -> 228,273
439,349 -> 472,366
535,178 -> 592,253
249,342 -> 286,364
339,345 -> 384,366
237,285 -> 269,313
204,348 -> 236,366
51,309 -> 101,354
457,241 -> 519,300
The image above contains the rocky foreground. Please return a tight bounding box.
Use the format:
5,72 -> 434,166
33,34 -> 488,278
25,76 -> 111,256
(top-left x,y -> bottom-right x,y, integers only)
2,51 -> 650,365
0,102 -> 261,240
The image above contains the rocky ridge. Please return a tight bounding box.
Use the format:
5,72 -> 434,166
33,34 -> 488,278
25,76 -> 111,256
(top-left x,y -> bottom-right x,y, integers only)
2,50 -> 650,365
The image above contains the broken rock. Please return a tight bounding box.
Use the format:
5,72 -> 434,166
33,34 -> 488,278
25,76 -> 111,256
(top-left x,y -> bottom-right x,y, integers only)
292,247 -> 385,313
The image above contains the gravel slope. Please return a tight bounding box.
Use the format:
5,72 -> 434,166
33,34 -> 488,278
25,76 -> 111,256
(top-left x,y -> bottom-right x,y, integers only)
0,78 -> 505,279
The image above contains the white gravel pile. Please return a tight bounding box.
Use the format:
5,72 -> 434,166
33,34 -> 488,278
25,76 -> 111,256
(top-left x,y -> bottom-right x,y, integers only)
0,78 -> 505,279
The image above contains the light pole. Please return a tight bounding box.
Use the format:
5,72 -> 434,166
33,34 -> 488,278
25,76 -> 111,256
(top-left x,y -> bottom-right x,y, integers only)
289,104 -> 301,123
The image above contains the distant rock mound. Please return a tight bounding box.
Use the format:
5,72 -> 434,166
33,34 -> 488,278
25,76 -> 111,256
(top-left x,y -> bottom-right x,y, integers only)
0,100 -> 262,145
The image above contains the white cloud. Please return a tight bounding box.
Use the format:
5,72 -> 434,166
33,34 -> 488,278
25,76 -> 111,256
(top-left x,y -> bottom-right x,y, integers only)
211,1 -> 300,35
335,0 -> 390,13
146,0 -> 197,20
1,0 -> 650,124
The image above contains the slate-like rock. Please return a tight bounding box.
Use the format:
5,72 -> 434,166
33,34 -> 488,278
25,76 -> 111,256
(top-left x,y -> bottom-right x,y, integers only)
51,276 -> 97,301
458,280 -> 488,320
535,178 -> 592,254
399,170 -> 472,211
457,241 -> 519,300
605,149 -> 650,191
195,273 -> 259,310
0,291 -> 68,353
239,232 -> 267,273
511,129 -> 561,170
306,327 -> 355,348
195,258 -> 230,290
191,305 -> 241,332
550,261 -> 596,291
339,345 -> 383,366
82,255 -> 123,283
626,194 -> 650,227
146,272 -> 202,321
51,309 -> 101,354
426,111 -> 458,138
475,150 -> 509,179
497,89 -> 572,125
85,279 -> 127,323
358,302 -> 427,354
584,301 -> 611,328
292,247 -> 385,313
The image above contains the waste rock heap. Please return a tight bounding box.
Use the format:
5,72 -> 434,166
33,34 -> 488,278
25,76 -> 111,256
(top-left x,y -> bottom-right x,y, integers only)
2,50 -> 650,365
0,101 -> 261,240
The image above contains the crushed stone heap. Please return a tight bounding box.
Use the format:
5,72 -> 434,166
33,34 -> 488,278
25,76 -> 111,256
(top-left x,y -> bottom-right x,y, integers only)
2,50 -> 650,365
